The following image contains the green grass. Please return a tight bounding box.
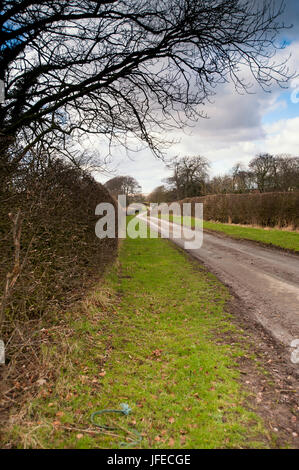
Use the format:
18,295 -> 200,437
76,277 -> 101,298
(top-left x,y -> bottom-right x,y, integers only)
161,214 -> 299,252
5,225 -> 274,449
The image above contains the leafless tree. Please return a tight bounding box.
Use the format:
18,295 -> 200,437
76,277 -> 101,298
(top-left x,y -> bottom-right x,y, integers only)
230,154 -> 299,193
0,0 -> 293,177
231,162 -> 254,193
273,154 -> 299,191
207,175 -> 234,194
166,155 -> 210,198
105,175 -> 141,201
248,153 -> 277,192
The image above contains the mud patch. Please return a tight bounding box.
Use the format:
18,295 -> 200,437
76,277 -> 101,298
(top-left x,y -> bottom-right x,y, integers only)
226,297 -> 298,448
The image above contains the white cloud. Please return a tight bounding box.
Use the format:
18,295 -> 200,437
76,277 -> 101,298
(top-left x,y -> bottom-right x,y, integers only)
264,117 -> 299,155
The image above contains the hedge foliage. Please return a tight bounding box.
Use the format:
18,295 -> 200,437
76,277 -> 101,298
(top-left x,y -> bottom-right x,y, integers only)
0,159 -> 118,327
178,192 -> 299,228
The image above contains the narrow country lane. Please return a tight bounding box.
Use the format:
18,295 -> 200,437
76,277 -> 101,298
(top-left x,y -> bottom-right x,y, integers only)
139,214 -> 299,361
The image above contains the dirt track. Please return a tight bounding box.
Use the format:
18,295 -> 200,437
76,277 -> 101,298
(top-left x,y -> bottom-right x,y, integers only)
188,231 -> 299,347
140,215 -> 299,366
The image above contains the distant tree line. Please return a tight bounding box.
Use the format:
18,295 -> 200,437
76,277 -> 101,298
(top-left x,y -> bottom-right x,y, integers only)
148,153 -> 299,202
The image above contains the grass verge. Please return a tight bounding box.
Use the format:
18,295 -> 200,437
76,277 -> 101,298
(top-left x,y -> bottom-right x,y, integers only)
3,230 -> 278,449
162,215 -> 299,252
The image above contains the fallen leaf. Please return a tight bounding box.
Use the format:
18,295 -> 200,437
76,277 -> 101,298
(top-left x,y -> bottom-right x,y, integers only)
36,378 -> 47,386
168,417 -> 175,424
152,349 -> 162,357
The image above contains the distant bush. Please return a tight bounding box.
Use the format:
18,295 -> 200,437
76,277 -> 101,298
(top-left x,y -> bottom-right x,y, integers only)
0,159 -> 118,330
177,192 -> 299,229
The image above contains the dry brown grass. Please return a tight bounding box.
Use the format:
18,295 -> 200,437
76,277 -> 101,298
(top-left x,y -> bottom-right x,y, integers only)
0,280 -> 116,448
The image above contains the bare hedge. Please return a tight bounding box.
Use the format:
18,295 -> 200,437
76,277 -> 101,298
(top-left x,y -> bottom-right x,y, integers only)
0,159 -> 118,329
178,192 -> 299,228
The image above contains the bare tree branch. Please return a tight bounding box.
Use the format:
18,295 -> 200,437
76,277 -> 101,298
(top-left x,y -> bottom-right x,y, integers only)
0,0 -> 294,171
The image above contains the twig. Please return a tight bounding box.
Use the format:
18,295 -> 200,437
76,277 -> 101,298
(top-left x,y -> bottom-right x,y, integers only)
61,425 -> 121,439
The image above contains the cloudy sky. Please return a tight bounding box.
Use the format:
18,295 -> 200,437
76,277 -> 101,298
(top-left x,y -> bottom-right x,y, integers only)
92,0 -> 299,194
